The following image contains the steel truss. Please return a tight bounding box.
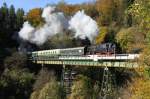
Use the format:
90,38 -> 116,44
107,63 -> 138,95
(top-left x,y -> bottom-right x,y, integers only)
61,65 -> 77,98
99,67 -> 117,99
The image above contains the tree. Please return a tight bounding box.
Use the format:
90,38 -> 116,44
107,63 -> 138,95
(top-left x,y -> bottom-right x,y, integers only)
69,75 -> 92,99
8,5 -> 16,31
0,68 -> 34,99
115,27 -> 145,52
127,0 -> 150,45
16,8 -> 24,30
4,52 -> 27,69
96,26 -> 108,44
32,68 -> 55,91
57,4 -> 81,16
30,68 -> 61,99
127,0 -> 150,66
37,80 -> 61,99
26,8 -> 44,27
125,77 -> 150,99
142,45 -> 150,76
0,3 -> 9,46
96,0 -> 115,25
83,4 -> 99,19
30,80 -> 61,99
0,3 -> 25,48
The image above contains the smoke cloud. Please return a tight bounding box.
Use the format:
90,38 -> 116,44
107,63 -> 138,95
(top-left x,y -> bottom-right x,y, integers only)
69,10 -> 99,42
19,6 -> 99,45
19,6 -> 68,45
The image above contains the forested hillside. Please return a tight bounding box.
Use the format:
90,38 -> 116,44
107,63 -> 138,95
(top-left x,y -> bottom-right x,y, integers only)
0,0 -> 150,99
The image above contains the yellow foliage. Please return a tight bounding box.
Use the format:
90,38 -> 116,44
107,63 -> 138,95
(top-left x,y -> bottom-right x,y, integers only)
57,4 -> 81,16
69,75 -> 91,99
30,81 -> 61,99
26,8 -> 44,27
96,26 -> 108,44
139,47 -> 150,67
30,91 -> 40,99
116,27 -> 145,52
128,77 -> 150,99
96,0 -> 114,25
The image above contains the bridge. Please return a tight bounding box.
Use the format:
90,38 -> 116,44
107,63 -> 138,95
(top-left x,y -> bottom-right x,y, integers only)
30,53 -> 141,99
32,54 -> 140,68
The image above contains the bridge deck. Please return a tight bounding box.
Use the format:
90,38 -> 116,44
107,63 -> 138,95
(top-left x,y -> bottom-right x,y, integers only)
32,54 -> 140,68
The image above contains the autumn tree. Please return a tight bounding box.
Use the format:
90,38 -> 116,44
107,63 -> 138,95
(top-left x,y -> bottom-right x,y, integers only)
96,26 -> 108,44
69,75 -> 92,99
128,0 -> 150,66
30,68 -> 61,99
26,8 -> 44,27
57,4 -> 81,16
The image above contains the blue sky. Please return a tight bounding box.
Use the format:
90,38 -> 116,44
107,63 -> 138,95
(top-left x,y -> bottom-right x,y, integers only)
0,0 -> 91,12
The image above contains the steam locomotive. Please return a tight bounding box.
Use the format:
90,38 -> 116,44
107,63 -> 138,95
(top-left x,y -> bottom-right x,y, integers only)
30,43 -> 116,60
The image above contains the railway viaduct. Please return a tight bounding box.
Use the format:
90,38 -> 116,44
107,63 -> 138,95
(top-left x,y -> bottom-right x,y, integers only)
30,54 -> 141,99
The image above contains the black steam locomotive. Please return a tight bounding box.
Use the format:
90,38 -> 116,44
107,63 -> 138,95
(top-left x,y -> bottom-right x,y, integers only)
86,43 -> 116,55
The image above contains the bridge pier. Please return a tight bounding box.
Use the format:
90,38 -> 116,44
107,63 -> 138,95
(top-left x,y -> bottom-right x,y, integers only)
61,64 -> 77,98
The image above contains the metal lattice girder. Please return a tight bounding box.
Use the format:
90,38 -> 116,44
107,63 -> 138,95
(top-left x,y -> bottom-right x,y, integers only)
35,60 -> 138,68
61,66 -> 77,97
99,67 -> 117,99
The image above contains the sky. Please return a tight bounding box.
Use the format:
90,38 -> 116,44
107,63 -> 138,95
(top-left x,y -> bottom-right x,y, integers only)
0,0 -> 91,12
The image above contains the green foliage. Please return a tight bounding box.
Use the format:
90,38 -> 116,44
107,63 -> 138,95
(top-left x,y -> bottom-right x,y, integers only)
0,68 -> 34,99
16,8 -> 24,30
4,52 -> 27,69
0,3 -> 24,48
0,51 -> 33,99
144,68 -> 150,78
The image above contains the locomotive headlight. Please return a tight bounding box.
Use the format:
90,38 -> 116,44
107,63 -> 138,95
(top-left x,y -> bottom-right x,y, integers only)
93,55 -> 98,61
79,50 -> 82,53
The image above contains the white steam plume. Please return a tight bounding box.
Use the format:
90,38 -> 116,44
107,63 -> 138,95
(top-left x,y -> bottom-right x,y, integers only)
69,10 -> 99,42
19,6 -> 99,45
19,6 -> 68,45
19,22 -> 35,41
